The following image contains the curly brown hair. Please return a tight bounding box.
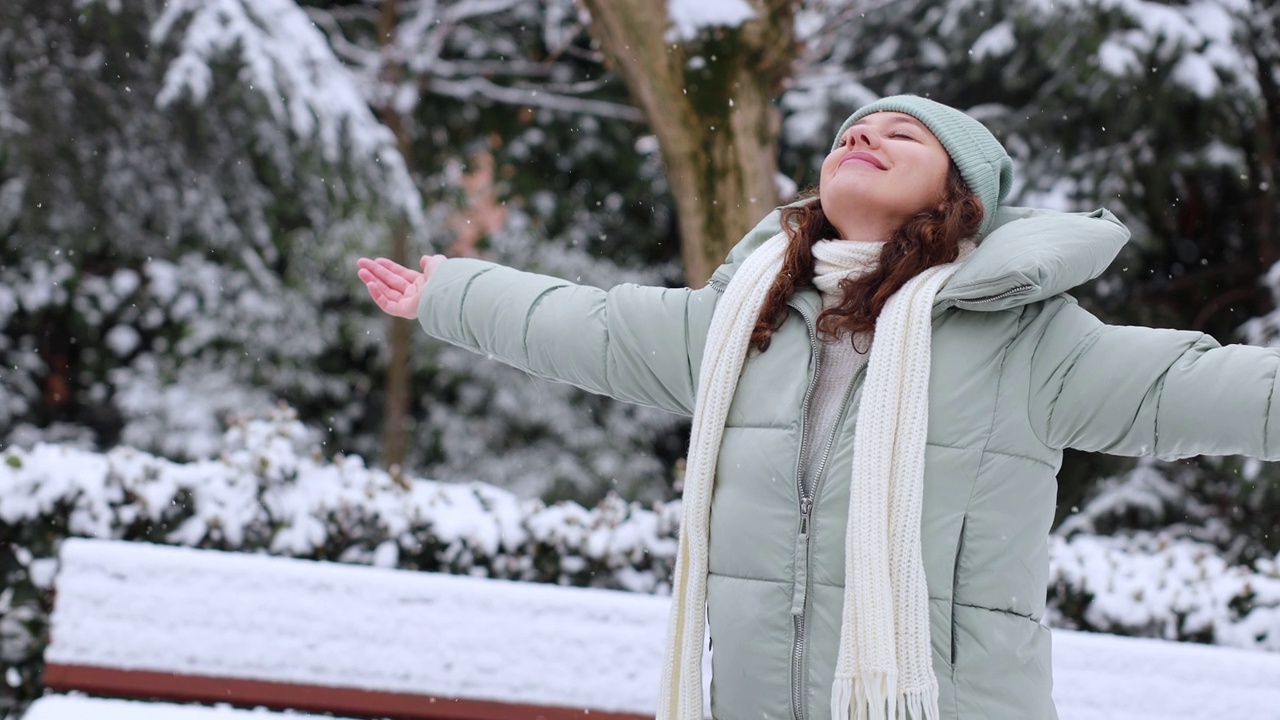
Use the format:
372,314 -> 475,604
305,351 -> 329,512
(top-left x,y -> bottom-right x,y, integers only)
749,163 -> 984,353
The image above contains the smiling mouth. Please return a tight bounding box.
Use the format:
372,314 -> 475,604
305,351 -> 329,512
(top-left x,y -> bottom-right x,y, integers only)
840,152 -> 887,170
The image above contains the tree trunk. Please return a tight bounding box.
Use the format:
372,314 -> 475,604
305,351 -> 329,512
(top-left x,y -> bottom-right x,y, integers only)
581,0 -> 797,287
376,0 -> 413,470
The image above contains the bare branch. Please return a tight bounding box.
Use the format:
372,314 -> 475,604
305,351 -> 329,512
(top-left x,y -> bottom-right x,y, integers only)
306,7 -> 381,68
319,4 -> 381,26
442,0 -> 525,24
430,59 -> 557,78
795,0 -> 904,73
426,76 -> 644,122
522,76 -> 615,95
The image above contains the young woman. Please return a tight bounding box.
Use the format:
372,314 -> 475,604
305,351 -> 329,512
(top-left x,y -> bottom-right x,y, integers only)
357,96 -> 1280,720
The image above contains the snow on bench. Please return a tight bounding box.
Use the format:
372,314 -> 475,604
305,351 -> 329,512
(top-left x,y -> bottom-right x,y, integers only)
44,539 -> 1280,720
23,695 -> 355,720
44,538 -> 685,720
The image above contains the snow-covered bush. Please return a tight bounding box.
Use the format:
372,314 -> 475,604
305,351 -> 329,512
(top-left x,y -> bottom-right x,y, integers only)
0,406 -> 679,711
1049,533 -> 1280,651
1049,456 -> 1280,651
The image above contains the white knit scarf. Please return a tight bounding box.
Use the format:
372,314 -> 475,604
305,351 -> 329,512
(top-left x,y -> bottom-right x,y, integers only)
658,232 -> 974,720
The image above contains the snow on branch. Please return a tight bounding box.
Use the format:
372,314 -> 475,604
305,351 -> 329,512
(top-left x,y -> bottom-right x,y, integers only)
396,0 -> 525,76
427,76 -> 646,122
0,83 -> 27,136
150,0 -> 422,222
666,0 -> 757,42
1077,0 -> 1258,99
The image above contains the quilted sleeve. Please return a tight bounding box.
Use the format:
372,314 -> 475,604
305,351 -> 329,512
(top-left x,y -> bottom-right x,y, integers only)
1028,301 -> 1280,460
416,258 -> 716,416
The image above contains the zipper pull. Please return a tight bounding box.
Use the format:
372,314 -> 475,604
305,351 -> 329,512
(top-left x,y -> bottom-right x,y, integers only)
799,497 -> 813,536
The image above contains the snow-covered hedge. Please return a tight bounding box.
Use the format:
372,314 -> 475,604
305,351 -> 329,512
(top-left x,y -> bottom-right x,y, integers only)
2,407 -> 1278,710
1049,533 -> 1280,650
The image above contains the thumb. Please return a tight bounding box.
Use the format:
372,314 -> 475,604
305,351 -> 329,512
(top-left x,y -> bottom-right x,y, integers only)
420,255 -> 431,271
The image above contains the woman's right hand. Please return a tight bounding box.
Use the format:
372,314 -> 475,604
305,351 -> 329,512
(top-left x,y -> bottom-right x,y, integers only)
356,254 -> 446,319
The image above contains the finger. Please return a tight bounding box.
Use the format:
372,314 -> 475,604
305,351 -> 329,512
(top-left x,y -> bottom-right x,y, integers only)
365,258 -> 413,292
357,257 -> 394,280
377,257 -> 427,289
357,269 -> 398,299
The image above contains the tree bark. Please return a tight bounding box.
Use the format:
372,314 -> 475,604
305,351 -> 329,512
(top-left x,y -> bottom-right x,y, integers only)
581,0 -> 797,287
376,0 -> 413,471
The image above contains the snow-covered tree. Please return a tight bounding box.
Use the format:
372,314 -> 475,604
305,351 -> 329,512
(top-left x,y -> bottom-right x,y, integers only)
299,0 -> 688,501
580,0 -> 798,286
0,0 -> 420,458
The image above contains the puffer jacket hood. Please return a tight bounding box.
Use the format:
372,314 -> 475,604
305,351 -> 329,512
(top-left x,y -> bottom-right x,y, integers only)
709,203 -> 1130,313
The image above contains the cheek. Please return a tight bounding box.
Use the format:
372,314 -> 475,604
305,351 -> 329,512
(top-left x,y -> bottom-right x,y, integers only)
820,153 -> 840,178
818,157 -> 841,195
919,157 -> 950,203
933,163 -> 952,202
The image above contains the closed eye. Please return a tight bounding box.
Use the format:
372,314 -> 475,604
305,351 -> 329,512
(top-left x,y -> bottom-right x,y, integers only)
890,132 -> 918,141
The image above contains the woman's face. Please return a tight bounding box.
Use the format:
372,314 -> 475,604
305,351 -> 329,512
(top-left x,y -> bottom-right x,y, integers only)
819,112 -> 952,242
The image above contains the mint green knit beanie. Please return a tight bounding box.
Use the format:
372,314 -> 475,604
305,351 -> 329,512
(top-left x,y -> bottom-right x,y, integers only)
832,95 -> 1014,236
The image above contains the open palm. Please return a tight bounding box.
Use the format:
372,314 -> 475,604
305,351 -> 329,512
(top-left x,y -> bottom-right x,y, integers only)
356,255 -> 445,319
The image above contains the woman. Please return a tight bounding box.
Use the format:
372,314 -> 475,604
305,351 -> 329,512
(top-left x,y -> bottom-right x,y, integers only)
357,96 -> 1280,720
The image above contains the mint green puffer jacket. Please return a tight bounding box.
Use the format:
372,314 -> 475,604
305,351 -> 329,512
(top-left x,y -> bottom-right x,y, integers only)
417,206 -> 1280,720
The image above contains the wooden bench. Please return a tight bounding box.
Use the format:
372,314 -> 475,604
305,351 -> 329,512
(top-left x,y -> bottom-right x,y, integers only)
35,538 -> 1280,719
40,538 -> 688,720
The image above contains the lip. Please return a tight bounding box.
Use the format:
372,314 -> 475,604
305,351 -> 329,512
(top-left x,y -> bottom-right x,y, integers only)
839,151 -> 887,170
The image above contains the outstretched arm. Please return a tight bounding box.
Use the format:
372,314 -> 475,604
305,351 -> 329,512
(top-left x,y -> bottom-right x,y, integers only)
357,254 -> 716,416
1029,301 -> 1280,460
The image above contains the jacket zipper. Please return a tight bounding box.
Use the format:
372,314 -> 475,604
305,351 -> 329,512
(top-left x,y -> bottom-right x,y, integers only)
790,365 -> 864,720
960,284 -> 1033,304
787,306 -> 867,720
789,312 -> 821,720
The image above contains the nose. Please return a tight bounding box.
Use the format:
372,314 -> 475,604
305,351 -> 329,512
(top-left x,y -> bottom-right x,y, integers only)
850,126 -> 880,149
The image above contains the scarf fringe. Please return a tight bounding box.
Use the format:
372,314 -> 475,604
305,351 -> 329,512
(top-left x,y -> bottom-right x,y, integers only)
832,673 -> 941,720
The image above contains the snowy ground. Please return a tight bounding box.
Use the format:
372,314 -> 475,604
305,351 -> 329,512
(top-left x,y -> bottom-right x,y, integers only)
35,539 -> 1280,720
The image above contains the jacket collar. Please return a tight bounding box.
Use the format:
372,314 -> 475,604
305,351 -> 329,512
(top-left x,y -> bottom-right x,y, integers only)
707,204 -> 1131,315
933,205 -> 1129,311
